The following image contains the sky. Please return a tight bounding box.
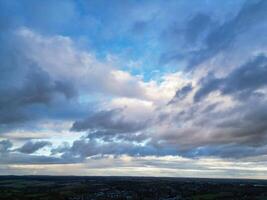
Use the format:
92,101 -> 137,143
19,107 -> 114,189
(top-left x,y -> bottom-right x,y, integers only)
0,0 -> 267,179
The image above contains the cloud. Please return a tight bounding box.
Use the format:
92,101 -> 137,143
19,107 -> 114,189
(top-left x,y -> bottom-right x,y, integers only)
71,108 -> 147,133
0,27 -> 81,126
0,140 -> 12,153
1,0 -> 267,178
169,83 -> 192,104
150,90 -> 267,159
0,64 -> 76,125
184,13 -> 214,45
194,55 -> 267,102
0,141 -> 79,165
65,52 -> 267,160
0,140 -> 62,165
53,138 -> 178,160
16,141 -> 52,154
0,26 -> 157,129
160,0 -> 267,69
70,108 -> 150,143
0,152 -> 79,165
3,155 -> 267,179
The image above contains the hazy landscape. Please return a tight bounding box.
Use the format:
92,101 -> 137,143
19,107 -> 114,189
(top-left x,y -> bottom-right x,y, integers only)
1,176 -> 267,200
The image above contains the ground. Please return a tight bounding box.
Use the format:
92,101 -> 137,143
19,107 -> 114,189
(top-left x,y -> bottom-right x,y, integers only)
0,176 -> 267,200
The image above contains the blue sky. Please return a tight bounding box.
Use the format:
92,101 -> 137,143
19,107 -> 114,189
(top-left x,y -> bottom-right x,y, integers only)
1,0 -> 267,179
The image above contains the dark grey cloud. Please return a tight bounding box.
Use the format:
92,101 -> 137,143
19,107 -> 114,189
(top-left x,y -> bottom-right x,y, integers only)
0,140 -> 80,165
161,0 -> 267,68
155,93 -> 267,159
169,84 -> 192,104
54,138 -> 178,160
16,141 -> 52,154
0,152 -> 81,165
194,55 -> 267,102
184,13 -> 213,45
0,62 -> 77,125
71,109 -> 148,140
0,0 -> 104,133
216,100 -> 267,146
0,140 -> 12,153
186,143 -> 267,159
1,63 -> 75,106
0,14 -> 80,128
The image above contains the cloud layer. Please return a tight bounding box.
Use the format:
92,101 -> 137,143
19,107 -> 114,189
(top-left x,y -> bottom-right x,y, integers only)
0,0 -> 267,178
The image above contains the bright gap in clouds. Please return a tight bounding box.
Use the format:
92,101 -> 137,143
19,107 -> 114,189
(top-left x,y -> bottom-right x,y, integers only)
0,0 -> 267,179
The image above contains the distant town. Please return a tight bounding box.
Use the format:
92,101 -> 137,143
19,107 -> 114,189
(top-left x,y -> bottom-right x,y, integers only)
0,176 -> 267,200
